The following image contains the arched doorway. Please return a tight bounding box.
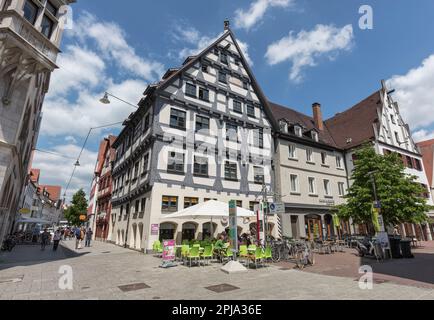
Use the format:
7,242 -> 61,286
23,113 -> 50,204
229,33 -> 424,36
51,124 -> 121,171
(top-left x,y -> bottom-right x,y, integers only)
182,222 -> 197,241
305,214 -> 323,240
160,222 -> 177,241
203,222 -> 218,240
131,223 -> 137,249
324,214 -> 334,239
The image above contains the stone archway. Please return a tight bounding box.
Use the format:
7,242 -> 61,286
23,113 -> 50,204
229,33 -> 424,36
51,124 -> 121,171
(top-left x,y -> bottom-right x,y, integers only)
160,222 -> 178,241
182,222 -> 198,242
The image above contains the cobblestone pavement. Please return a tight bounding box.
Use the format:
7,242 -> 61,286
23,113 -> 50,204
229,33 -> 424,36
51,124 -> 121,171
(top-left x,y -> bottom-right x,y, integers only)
1,240 -> 434,300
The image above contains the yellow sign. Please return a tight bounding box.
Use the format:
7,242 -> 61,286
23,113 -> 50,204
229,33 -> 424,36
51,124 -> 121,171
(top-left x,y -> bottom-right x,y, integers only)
19,208 -> 31,214
79,215 -> 87,221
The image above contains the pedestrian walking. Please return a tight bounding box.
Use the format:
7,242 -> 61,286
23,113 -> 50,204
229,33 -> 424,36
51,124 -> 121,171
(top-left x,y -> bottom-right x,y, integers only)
40,229 -> 50,251
52,229 -> 61,251
85,228 -> 93,247
75,227 -> 81,249
79,227 -> 85,249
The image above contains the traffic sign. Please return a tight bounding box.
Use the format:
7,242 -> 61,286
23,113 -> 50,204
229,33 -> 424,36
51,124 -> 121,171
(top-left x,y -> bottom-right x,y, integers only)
269,202 -> 285,215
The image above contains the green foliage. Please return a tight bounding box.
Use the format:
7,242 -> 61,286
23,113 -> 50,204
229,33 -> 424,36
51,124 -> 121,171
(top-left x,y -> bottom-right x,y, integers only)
64,189 -> 88,226
336,146 -> 430,228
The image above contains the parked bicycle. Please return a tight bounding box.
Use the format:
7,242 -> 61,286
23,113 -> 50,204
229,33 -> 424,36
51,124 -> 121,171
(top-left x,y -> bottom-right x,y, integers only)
1,235 -> 17,252
270,237 -> 296,263
294,241 -> 315,269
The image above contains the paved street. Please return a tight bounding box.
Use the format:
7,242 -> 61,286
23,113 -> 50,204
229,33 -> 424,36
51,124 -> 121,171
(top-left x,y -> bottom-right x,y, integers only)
1,240 -> 434,300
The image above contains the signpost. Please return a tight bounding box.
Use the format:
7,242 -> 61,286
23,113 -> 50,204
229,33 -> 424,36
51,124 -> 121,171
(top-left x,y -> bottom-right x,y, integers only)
269,202 -> 284,215
221,200 -> 247,274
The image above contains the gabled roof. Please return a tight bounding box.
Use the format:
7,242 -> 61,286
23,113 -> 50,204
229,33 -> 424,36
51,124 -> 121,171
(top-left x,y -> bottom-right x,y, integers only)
325,91 -> 382,149
417,139 -> 434,187
39,185 -> 62,202
154,28 -> 279,130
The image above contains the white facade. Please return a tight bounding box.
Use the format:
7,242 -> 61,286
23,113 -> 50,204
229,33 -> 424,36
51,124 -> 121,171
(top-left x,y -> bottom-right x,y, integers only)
0,0 -> 74,243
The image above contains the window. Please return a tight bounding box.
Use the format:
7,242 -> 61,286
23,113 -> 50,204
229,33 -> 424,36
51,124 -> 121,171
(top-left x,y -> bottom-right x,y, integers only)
204,198 -> 218,202
213,48 -> 219,55
141,198 -> 146,212
142,154 -> 149,173
23,0 -> 38,25
194,156 -> 208,176
220,53 -> 228,65
170,109 -> 186,130
198,87 -> 209,101
233,100 -> 242,113
336,155 -> 343,168
289,145 -> 297,159
201,65 -> 208,73
243,82 -> 248,90
312,131 -> 319,142
167,152 -> 184,173
406,156 -> 413,169
338,182 -> 345,196
321,152 -> 327,165
324,180 -> 331,196
195,115 -> 209,133
133,162 -> 139,179
395,132 -> 400,144
46,1 -> 57,16
290,175 -> 299,193
391,115 -> 396,124
247,105 -> 255,117
414,159 -> 422,171
249,201 -> 259,211
308,177 -> 316,194
41,15 -> 54,39
225,161 -> 238,181
135,200 -> 140,213
254,129 -> 264,148
234,58 -> 240,66
218,71 -> 227,83
184,197 -> 199,208
185,83 -> 197,97
143,114 -> 150,132
294,126 -> 302,137
306,148 -> 313,163
162,196 -> 178,212
254,166 -> 264,184
226,123 -> 238,142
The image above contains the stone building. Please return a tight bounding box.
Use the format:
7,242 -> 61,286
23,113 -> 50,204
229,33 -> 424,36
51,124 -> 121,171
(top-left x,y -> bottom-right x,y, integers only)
0,0 -> 75,244
110,23 -> 278,252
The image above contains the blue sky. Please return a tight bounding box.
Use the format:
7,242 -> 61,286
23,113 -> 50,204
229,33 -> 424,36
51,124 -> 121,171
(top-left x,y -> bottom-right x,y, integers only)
32,0 -> 434,201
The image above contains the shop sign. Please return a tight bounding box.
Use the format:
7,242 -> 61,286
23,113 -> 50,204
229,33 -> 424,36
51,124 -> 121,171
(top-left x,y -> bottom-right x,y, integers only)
162,240 -> 176,262
151,224 -> 159,235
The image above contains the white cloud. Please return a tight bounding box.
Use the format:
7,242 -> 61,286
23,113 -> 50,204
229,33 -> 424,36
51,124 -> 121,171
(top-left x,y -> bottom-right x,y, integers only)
65,136 -> 77,144
71,12 -> 164,81
412,129 -> 434,143
265,24 -> 354,82
32,144 -> 98,201
171,25 -> 253,66
234,0 -> 294,31
388,54 -> 434,131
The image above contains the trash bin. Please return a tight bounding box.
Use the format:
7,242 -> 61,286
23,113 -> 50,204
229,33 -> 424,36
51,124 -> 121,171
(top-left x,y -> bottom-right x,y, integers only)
388,236 -> 402,259
400,240 -> 414,258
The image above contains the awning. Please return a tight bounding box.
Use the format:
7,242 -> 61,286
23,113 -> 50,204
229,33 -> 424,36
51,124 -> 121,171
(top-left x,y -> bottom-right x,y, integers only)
15,217 -> 51,224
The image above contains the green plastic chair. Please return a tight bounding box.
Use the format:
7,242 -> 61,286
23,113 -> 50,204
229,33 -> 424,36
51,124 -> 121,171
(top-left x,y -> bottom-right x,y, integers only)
222,246 -> 234,263
201,246 -> 213,265
153,241 -> 163,254
181,245 -> 190,264
239,245 -> 248,266
264,247 -> 272,264
251,247 -> 263,269
187,246 -> 200,267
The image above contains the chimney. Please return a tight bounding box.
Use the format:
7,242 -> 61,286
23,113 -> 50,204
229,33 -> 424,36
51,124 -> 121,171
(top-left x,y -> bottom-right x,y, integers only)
224,20 -> 230,31
312,102 -> 324,131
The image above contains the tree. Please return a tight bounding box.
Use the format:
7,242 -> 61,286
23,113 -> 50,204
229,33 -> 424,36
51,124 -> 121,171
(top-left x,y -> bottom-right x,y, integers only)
64,189 -> 88,226
336,146 -> 430,230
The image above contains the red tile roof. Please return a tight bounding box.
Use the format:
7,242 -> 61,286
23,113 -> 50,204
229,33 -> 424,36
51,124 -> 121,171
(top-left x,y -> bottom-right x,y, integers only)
39,185 -> 62,202
417,140 -> 434,187
30,169 -> 40,184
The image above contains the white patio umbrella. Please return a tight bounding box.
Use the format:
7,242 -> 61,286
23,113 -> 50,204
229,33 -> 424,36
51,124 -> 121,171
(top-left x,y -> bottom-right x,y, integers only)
162,200 -> 255,239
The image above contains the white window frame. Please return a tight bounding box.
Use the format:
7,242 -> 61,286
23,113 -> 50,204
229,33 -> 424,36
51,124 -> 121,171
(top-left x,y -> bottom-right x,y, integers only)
308,177 -> 317,195
294,126 -> 302,137
306,148 -> 314,163
290,174 -> 299,193
289,144 -> 297,159
336,155 -> 343,169
323,179 -> 331,196
338,182 -> 345,196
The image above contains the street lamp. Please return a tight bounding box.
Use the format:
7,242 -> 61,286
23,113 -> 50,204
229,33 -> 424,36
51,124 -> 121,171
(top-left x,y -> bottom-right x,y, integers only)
99,92 -> 139,109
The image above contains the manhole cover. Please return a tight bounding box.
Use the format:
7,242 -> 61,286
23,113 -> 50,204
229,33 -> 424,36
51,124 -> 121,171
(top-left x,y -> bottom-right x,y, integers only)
118,283 -> 150,292
205,283 -> 240,293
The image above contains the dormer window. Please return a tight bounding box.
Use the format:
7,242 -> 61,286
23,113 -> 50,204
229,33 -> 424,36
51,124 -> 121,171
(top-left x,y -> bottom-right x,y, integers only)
23,0 -> 38,25
279,121 -> 288,133
312,131 -> 319,142
294,126 -> 302,137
